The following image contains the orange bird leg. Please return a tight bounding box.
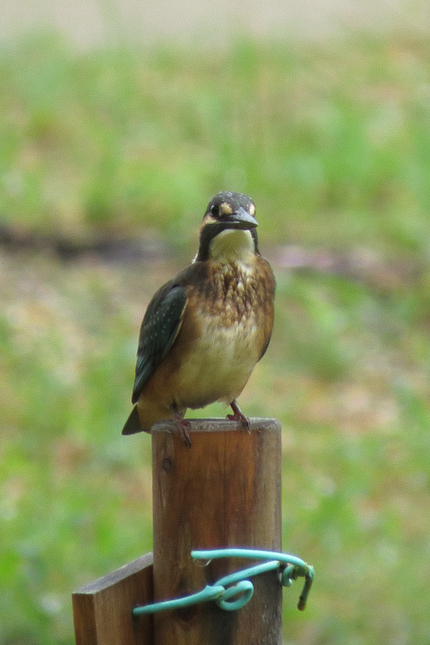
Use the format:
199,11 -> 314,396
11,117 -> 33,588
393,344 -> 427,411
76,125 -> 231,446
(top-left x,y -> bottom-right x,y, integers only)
227,399 -> 250,429
170,402 -> 192,448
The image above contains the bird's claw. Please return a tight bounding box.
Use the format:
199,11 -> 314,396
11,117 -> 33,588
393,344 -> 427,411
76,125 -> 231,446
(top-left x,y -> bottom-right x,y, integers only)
227,412 -> 250,429
227,401 -> 250,431
176,419 -> 192,448
170,403 -> 192,447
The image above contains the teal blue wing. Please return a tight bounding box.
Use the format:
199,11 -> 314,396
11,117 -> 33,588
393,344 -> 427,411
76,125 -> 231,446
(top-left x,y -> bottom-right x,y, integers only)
131,282 -> 187,404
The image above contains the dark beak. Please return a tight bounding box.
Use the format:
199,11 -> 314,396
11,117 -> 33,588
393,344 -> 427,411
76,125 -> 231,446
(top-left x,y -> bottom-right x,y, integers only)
229,207 -> 258,230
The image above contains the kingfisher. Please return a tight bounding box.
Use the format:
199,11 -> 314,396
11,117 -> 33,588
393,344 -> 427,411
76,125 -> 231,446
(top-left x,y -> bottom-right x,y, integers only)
122,191 -> 276,446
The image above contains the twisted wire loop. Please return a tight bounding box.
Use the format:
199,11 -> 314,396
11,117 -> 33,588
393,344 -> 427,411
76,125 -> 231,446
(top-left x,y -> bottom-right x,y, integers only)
132,548 -> 314,617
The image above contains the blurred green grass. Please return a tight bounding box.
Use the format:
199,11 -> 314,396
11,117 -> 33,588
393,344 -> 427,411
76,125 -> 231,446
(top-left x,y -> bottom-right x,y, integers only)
2,31 -> 430,253
1,30 -> 430,645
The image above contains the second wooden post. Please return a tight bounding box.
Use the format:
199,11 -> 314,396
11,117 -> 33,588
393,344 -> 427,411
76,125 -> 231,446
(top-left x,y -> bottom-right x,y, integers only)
151,417 -> 282,645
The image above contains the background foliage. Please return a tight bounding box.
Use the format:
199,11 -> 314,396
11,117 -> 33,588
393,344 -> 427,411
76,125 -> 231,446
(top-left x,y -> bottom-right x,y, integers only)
1,29 -> 430,645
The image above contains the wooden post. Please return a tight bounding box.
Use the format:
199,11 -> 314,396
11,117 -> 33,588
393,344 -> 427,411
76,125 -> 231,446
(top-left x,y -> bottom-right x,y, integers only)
152,417 -> 282,645
72,553 -> 154,645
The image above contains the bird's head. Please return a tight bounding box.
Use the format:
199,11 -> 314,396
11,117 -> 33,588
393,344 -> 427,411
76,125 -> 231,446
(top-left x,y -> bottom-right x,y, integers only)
195,191 -> 259,263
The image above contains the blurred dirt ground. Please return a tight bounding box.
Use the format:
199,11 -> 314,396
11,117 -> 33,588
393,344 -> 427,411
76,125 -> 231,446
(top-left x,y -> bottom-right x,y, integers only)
1,0 -> 430,49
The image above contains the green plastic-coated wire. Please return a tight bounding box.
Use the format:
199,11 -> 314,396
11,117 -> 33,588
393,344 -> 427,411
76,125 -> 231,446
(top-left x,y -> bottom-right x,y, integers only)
193,548 -> 315,610
132,547 -> 314,617
133,585 -> 225,616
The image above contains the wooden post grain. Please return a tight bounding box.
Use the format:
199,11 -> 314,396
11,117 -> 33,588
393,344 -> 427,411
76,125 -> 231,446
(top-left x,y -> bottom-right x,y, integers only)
152,417 -> 282,645
72,553 -> 154,645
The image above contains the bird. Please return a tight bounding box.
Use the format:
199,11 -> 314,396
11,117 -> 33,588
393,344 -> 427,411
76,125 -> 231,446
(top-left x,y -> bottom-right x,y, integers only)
121,191 -> 276,446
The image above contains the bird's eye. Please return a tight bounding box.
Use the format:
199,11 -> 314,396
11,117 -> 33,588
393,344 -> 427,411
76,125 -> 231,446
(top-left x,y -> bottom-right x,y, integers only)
210,204 -> 220,217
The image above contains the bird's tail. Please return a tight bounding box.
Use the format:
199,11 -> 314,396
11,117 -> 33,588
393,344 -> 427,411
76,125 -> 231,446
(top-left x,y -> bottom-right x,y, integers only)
121,405 -> 146,435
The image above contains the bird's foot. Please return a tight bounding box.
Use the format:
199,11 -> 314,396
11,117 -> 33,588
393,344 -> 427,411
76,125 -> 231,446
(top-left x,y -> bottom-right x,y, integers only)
170,403 -> 192,447
227,400 -> 250,431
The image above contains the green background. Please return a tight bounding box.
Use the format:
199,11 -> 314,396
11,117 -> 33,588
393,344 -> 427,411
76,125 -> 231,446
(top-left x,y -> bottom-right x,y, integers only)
1,27 -> 430,645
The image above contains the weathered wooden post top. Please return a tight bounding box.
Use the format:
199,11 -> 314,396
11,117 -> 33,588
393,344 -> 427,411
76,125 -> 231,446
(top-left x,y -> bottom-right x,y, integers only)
72,418 -> 314,645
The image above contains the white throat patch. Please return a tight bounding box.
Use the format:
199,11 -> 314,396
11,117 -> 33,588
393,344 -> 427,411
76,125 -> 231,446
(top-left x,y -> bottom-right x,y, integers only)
209,229 -> 255,264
